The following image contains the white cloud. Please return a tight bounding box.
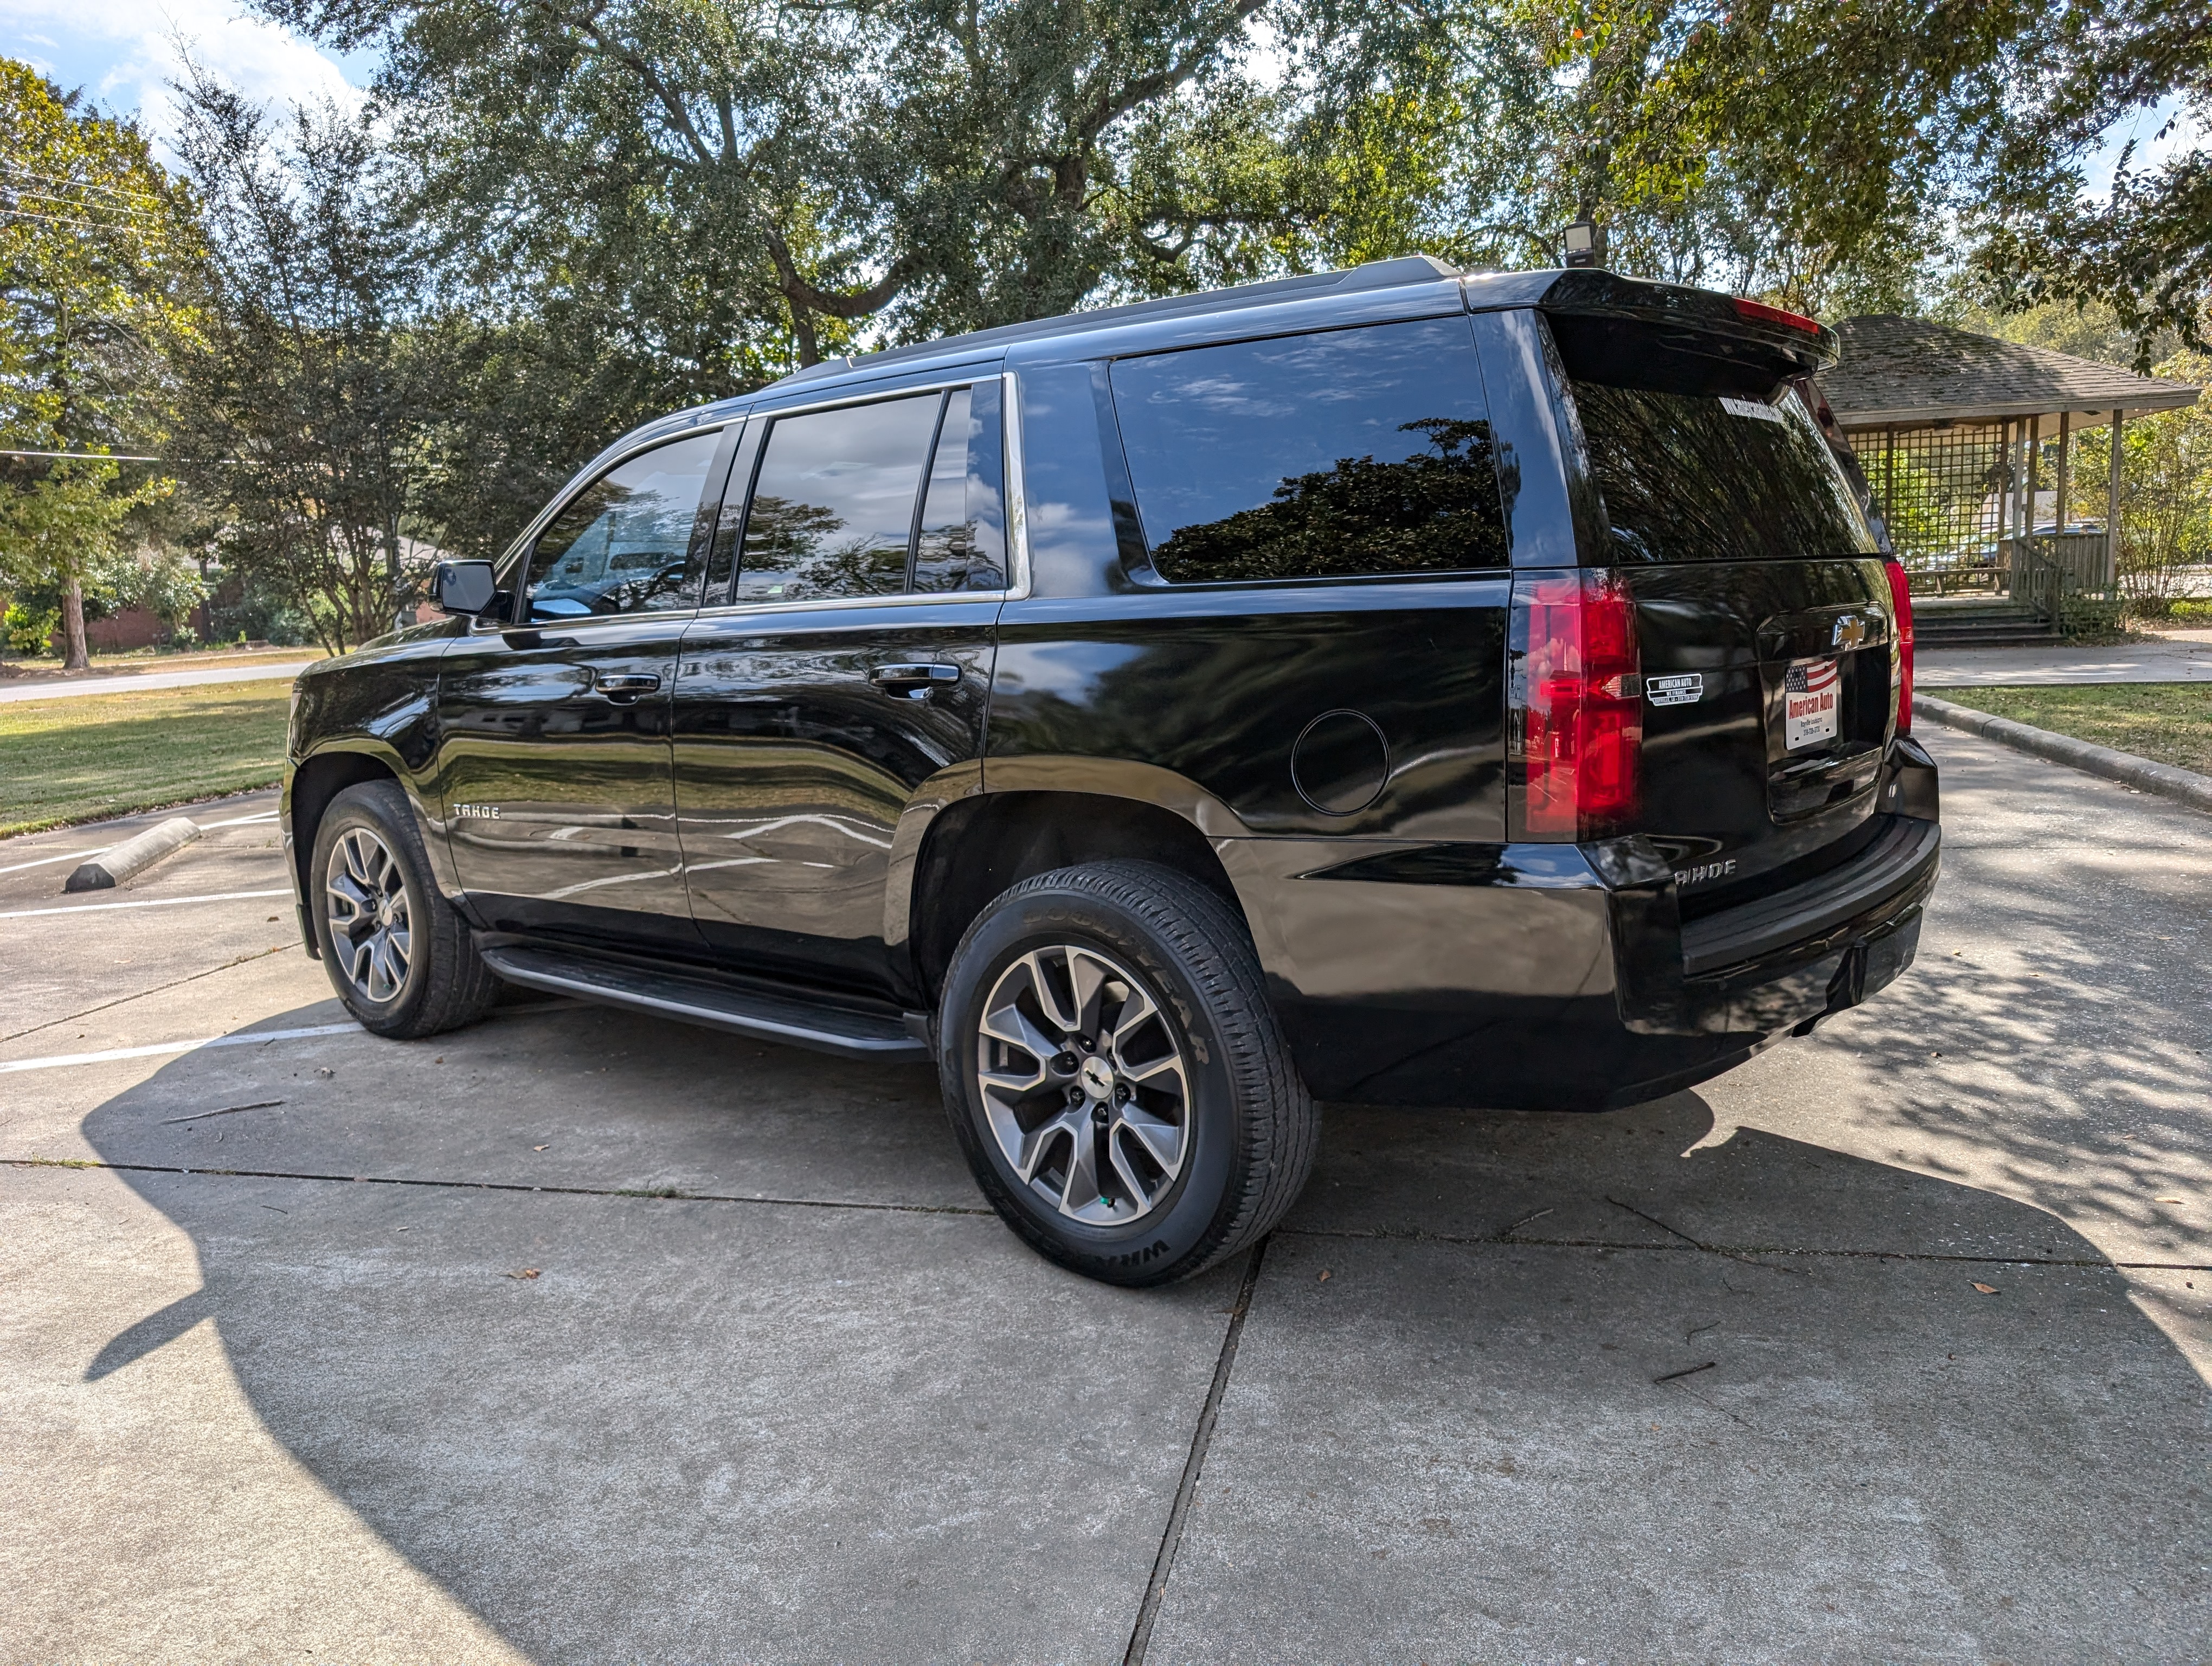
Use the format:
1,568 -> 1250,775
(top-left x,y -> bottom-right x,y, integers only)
0,0 -> 368,153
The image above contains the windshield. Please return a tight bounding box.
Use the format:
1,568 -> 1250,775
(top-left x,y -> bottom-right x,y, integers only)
1558,336 -> 1876,564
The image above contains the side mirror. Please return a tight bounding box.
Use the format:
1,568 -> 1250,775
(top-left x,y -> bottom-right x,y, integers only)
434,560 -> 500,618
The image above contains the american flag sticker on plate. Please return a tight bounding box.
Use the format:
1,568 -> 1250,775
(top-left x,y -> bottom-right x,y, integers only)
1784,657 -> 1841,751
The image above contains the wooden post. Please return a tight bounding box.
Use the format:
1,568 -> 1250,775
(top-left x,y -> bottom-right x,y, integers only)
2026,414 -> 2041,533
2107,407 -> 2125,589
2055,409 -> 2070,533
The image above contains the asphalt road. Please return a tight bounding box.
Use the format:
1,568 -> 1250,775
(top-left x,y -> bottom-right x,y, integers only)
0,657 -> 314,703
2,731 -> 2207,1664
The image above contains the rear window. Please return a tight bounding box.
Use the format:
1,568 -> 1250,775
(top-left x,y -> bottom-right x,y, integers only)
1109,317 -> 1508,583
1555,328 -> 1875,564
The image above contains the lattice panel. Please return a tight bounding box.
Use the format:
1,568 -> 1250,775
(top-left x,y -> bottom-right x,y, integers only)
1858,424 -> 2013,569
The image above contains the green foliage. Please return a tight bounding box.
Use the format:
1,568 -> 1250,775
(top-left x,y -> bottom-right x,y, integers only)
168,68 -> 417,652
1973,4 -> 2211,364
105,545 -> 210,629
0,61 -> 198,665
2061,349 -> 2212,601
0,60 -> 202,450
2057,592 -> 2126,637
0,456 -> 166,597
269,0 -> 1321,361
4,599 -> 56,655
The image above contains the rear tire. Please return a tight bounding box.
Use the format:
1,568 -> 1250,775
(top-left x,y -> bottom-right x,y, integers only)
310,780 -> 499,1039
937,860 -> 1316,1286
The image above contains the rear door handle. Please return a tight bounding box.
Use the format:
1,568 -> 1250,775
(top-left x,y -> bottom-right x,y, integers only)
869,663 -> 961,700
592,671 -> 662,702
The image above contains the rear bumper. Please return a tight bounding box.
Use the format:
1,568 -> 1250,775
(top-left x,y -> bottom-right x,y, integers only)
1218,758 -> 1939,1111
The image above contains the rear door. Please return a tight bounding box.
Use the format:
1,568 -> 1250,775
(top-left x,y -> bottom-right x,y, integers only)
1534,303 -> 1895,905
672,380 -> 1006,998
435,425 -> 731,946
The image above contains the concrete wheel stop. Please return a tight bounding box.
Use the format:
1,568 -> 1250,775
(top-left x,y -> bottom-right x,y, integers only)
65,817 -> 203,893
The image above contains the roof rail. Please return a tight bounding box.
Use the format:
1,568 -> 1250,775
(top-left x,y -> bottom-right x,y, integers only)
766,254 -> 1463,388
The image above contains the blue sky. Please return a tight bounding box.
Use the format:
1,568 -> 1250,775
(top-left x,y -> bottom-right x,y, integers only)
2,1 -> 2202,206
0,0 -> 372,146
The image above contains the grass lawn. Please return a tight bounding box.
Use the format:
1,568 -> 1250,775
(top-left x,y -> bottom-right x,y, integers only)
0,681 -> 292,836
1952,683 -> 2212,777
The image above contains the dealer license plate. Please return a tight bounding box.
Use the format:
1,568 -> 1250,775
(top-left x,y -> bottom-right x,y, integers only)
1784,657 -> 1841,751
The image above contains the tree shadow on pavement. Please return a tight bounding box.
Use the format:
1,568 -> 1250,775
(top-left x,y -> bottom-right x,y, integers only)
65,1004 -> 2212,1664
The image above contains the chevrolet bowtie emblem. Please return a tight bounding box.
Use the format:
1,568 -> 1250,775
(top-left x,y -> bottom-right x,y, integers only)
1832,613 -> 1869,650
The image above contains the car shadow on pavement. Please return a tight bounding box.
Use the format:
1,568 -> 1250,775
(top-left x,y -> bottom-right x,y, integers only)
68,1008 -> 2212,1663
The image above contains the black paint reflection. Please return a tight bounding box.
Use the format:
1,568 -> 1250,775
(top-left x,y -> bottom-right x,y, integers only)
1109,315 -> 1508,584
1572,383 -> 1876,565
1149,417 -> 1507,582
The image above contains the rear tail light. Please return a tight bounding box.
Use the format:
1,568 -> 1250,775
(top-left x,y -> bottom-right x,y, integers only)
1509,569 -> 1643,839
1883,556 -> 1915,734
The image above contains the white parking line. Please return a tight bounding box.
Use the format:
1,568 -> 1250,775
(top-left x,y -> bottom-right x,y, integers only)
0,888 -> 292,921
0,1021 -> 362,1074
0,810 -> 276,879
0,847 -> 110,876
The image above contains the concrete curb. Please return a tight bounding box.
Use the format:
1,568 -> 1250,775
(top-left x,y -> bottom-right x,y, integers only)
1913,694 -> 2212,815
64,817 -> 201,892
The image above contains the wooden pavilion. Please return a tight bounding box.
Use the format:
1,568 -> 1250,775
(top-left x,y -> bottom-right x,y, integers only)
1817,316 -> 2201,643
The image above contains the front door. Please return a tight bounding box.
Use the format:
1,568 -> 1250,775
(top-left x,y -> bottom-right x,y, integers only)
436,424 -> 733,947
673,381 -> 1007,997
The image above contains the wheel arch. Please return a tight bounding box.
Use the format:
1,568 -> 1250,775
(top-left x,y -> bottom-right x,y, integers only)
287,744 -> 448,927
901,783 -> 1248,1007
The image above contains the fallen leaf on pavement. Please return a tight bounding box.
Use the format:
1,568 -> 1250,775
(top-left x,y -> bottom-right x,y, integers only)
533,1144 -> 549,1151
1971,1282 -> 1997,1293
506,1268 -> 542,1280
1317,1270 -> 1331,1281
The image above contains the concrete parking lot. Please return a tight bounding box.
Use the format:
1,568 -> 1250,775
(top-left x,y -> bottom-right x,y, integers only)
3,730 -> 2208,1664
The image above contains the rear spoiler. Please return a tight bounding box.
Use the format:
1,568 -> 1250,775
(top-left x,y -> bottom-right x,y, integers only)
1527,269 -> 1839,376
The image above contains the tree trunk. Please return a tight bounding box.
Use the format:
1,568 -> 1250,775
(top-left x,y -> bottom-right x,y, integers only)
61,578 -> 90,672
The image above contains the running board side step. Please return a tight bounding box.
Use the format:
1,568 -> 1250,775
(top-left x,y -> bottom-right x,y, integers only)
477,943 -> 930,1062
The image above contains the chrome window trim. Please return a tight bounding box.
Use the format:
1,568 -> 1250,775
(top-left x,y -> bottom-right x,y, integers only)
687,367 -> 1031,622
477,421 -> 734,635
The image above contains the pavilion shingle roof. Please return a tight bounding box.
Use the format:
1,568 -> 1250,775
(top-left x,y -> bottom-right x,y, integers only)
1817,315 -> 2200,431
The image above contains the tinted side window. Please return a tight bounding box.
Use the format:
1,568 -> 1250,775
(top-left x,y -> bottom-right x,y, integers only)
523,430 -> 720,621
913,381 -> 1008,593
737,394 -> 939,603
1109,318 -> 1507,583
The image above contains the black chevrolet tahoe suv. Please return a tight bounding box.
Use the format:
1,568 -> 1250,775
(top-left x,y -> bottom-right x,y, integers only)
283,258 -> 1940,1285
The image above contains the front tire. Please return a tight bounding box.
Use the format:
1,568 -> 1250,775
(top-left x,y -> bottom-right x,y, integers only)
310,780 -> 498,1039
938,860 -> 1317,1286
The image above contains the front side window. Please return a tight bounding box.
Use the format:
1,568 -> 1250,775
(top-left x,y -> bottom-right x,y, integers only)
1109,317 -> 1508,584
522,430 -> 721,621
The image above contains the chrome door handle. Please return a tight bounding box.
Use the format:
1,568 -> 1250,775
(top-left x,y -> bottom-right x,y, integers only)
869,663 -> 961,700
592,671 -> 662,702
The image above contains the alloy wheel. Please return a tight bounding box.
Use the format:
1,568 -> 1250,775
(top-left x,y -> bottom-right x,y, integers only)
974,944 -> 1192,1225
325,826 -> 413,1003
